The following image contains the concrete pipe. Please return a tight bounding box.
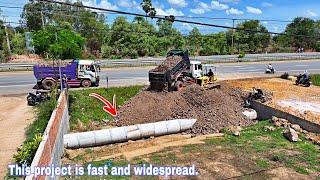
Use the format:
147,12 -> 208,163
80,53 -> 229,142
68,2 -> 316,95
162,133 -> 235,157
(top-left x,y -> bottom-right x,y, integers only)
242,109 -> 258,120
64,119 -> 197,149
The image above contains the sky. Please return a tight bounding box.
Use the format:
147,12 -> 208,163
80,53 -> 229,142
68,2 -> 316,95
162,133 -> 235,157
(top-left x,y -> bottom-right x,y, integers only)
1,0 -> 320,34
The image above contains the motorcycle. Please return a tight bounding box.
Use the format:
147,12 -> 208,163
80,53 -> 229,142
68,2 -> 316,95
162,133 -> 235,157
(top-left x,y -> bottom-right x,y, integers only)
265,67 -> 275,74
295,74 -> 311,87
27,91 -> 50,106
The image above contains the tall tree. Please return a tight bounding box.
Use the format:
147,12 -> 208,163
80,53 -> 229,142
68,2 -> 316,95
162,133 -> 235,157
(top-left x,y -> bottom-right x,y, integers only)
285,17 -> 316,49
235,20 -> 270,53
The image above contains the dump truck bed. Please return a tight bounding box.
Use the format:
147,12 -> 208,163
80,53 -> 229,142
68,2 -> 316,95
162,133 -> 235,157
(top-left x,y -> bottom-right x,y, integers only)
149,50 -> 190,86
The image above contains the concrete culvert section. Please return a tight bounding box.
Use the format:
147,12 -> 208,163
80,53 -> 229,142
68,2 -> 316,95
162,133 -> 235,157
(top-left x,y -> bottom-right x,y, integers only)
64,119 -> 197,149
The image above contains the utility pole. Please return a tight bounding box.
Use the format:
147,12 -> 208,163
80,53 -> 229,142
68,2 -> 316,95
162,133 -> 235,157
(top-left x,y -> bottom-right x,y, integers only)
231,19 -> 235,54
41,10 -> 45,29
3,16 -> 11,56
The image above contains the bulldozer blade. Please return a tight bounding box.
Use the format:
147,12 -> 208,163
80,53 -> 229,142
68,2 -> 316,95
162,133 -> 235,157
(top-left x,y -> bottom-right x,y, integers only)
207,84 -> 221,90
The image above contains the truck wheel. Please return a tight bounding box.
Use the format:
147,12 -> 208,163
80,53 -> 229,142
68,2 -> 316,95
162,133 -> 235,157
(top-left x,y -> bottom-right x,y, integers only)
174,81 -> 183,91
42,79 -> 56,90
81,80 -> 92,88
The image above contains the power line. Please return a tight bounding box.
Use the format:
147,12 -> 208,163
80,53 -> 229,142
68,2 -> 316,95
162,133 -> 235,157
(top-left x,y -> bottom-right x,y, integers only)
175,16 -> 293,23
38,0 -> 320,39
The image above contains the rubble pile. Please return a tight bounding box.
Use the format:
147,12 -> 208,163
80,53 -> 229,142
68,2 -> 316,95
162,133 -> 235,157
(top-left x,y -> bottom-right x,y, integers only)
113,83 -> 256,135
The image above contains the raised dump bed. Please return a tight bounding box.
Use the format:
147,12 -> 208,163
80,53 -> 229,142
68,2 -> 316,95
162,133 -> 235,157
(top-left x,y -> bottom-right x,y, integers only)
149,50 -> 191,91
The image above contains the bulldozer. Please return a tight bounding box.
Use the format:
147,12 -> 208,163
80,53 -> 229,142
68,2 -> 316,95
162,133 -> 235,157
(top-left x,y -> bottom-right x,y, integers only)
190,61 -> 219,89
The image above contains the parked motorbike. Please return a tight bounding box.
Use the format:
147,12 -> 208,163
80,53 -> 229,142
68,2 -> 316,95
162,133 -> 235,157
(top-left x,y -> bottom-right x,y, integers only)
295,74 -> 311,87
27,91 -> 50,106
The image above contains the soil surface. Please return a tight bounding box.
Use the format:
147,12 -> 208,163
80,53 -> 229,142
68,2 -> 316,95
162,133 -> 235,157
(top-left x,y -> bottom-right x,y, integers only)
0,95 -> 34,178
150,55 -> 182,72
112,83 -> 255,135
226,78 -> 320,124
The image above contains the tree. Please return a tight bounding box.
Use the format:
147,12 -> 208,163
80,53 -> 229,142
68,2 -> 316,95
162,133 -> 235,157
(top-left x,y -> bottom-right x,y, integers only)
21,1 -> 46,31
235,20 -> 270,53
187,27 -> 202,55
33,24 -> 85,59
285,17 -> 316,50
12,33 -> 26,55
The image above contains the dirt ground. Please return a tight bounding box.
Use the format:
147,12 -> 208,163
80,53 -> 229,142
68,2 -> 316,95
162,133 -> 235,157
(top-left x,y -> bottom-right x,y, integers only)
62,131 -> 313,179
63,133 -> 224,164
0,95 -> 34,178
111,83 -> 254,135
7,54 -> 43,63
225,78 -> 320,124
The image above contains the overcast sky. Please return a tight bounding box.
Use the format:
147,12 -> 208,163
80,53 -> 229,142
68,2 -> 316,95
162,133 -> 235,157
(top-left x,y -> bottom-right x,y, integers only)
1,0 -> 320,34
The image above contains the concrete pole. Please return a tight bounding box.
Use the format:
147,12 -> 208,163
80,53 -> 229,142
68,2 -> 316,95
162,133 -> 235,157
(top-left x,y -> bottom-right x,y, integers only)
4,24 -> 11,56
231,19 -> 235,54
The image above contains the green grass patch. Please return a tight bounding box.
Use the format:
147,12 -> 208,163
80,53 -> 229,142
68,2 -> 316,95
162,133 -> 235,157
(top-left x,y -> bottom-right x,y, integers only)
256,159 -> 270,169
63,121 -> 319,178
69,86 -> 142,130
311,74 -> 320,86
206,120 -> 320,175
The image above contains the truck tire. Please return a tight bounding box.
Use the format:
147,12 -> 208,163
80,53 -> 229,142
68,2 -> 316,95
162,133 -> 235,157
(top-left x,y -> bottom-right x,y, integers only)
42,79 -> 56,90
81,79 -> 92,88
174,81 -> 183,91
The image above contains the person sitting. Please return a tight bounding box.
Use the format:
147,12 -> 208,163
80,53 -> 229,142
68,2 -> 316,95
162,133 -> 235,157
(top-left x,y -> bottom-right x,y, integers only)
300,70 -> 310,84
208,69 -> 214,77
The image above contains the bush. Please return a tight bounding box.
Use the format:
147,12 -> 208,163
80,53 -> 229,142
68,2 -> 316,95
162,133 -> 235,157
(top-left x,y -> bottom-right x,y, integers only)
238,51 -> 245,58
12,33 -> 26,55
13,134 -> 42,165
316,42 -> 320,52
101,44 -> 112,58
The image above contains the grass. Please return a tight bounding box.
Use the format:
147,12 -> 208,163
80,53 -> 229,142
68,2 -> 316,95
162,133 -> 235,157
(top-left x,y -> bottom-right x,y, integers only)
25,92 -> 57,142
69,86 -> 142,130
64,120 -> 319,179
311,74 -> 320,86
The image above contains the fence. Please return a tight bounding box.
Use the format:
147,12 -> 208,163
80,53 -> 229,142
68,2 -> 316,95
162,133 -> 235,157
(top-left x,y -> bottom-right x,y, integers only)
2,53 -> 320,70
26,90 -> 69,180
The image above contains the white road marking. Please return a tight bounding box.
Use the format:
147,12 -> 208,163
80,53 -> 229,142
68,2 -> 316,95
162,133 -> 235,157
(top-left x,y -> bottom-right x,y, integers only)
294,65 -> 309,67
237,66 -> 255,69
224,65 -> 244,68
0,84 -> 34,88
238,69 -> 263,72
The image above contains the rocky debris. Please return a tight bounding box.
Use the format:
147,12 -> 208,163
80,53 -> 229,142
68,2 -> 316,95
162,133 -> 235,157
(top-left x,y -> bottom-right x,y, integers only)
305,133 -> 320,146
229,126 -> 242,136
291,124 -> 302,133
283,128 -> 299,142
150,55 -> 182,72
112,83 -> 254,135
264,126 -> 275,131
280,72 -> 289,79
271,116 -> 290,128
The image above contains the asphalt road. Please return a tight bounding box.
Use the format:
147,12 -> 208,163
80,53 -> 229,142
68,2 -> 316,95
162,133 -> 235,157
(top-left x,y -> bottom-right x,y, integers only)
0,60 -> 319,95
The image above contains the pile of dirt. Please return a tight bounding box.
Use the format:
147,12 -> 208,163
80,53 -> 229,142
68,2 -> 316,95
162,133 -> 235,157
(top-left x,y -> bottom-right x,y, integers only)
112,83 -> 255,135
7,54 -> 43,63
151,55 -> 182,72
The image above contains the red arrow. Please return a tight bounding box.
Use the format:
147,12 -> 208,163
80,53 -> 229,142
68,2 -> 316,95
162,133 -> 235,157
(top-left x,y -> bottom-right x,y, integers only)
89,93 -> 118,117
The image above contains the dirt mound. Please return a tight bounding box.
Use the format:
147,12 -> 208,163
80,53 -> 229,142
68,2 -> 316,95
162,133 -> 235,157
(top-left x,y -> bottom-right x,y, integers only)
151,55 -> 182,72
7,54 -> 43,63
113,83 -> 255,135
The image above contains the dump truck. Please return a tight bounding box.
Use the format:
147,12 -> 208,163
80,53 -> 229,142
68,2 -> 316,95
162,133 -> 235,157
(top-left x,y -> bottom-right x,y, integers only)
33,60 -> 100,90
149,49 -> 217,91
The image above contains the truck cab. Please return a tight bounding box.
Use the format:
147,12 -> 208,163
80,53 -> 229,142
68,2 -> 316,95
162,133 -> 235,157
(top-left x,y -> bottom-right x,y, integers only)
77,60 -> 100,87
190,61 -> 203,78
